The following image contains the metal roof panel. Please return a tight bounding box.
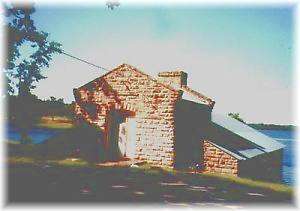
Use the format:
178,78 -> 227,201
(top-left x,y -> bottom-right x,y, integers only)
211,112 -> 285,155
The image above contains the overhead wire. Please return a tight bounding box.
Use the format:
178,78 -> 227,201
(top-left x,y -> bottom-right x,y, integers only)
61,50 -> 110,72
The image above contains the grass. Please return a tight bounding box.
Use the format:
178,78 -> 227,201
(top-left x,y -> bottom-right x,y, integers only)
36,116 -> 74,129
53,158 -> 90,167
8,156 -> 37,165
200,172 -> 292,194
8,156 -> 91,168
6,140 -> 20,145
7,156 -> 293,203
7,155 -> 293,195
36,122 -> 74,129
6,139 -> 293,197
6,120 -> 294,203
134,164 -> 292,195
137,165 -> 293,195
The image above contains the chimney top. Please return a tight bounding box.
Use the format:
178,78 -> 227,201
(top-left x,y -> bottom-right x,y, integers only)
157,71 -> 188,88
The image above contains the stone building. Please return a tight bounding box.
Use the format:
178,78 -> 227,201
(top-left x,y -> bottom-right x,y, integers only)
73,63 -> 284,181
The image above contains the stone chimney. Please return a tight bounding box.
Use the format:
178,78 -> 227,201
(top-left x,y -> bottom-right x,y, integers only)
157,71 -> 188,89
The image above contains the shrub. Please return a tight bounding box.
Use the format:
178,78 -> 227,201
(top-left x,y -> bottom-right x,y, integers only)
40,123 -> 106,163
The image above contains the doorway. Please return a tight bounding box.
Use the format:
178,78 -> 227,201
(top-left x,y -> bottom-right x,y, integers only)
107,109 -> 137,160
118,117 -> 137,159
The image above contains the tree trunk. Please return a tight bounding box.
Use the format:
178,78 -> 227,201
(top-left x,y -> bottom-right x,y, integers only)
17,81 -> 32,144
20,128 -> 31,144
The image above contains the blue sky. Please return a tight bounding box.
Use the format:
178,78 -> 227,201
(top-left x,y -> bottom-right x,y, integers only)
30,4 -> 295,124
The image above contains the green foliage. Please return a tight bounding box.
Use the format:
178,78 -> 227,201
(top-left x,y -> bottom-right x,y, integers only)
43,96 -> 74,119
228,112 -> 245,123
4,3 -> 62,95
7,122 -> 103,162
7,94 -> 75,128
40,122 -> 105,163
4,4 -> 62,143
10,93 -> 43,144
227,113 -> 295,130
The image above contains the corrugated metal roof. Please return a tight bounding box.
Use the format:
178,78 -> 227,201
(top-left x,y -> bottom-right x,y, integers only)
211,112 -> 285,159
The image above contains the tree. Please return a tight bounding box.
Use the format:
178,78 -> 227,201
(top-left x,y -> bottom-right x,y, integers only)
4,4 -> 62,95
45,96 -> 66,120
4,4 -> 62,143
228,112 -> 245,123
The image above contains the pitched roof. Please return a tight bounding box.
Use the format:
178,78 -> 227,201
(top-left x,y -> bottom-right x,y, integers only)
211,112 -> 285,160
77,63 -> 179,93
76,63 -> 215,108
180,85 -> 215,108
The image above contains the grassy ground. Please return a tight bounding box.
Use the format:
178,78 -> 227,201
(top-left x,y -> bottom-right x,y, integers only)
36,116 -> 74,129
6,117 -> 294,205
7,156 -> 293,205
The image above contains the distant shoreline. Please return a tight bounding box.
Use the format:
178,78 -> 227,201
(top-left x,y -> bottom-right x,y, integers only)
6,116 -> 296,131
248,123 -> 296,131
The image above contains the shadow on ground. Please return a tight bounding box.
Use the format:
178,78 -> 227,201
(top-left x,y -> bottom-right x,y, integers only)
7,162 -> 293,206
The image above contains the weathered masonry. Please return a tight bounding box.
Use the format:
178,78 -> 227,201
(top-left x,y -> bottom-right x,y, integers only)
73,63 -> 284,181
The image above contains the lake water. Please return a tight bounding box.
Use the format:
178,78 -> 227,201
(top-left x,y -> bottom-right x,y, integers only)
6,125 -> 295,185
6,125 -> 59,144
259,129 -> 295,186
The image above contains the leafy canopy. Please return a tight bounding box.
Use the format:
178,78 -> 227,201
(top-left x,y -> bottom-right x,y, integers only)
4,3 -> 62,95
228,112 -> 245,123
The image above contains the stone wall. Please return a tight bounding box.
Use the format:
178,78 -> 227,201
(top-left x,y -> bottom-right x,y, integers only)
74,64 -> 181,167
203,140 -> 238,175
